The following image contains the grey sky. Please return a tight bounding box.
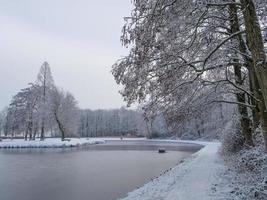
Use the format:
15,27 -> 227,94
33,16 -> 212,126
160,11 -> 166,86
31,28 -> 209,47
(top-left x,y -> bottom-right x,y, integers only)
0,0 -> 132,110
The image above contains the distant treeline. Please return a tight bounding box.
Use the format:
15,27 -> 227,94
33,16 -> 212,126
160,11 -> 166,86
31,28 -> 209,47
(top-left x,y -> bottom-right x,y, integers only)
77,108 -> 170,138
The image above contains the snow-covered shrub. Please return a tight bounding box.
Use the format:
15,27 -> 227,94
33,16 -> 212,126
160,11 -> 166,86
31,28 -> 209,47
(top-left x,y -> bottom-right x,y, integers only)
219,113 -> 267,199
234,148 -> 267,174
220,120 -> 244,156
253,126 -> 265,148
223,147 -> 267,200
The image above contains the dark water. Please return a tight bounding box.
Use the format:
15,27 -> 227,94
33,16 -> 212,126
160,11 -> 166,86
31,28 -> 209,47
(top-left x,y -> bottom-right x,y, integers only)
0,141 -> 200,200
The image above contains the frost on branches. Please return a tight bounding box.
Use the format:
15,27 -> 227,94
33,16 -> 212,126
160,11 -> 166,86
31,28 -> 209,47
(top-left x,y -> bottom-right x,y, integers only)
112,0 -> 267,199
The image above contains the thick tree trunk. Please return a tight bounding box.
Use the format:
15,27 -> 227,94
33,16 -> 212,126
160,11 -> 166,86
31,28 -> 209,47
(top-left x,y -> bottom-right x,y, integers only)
240,0 -> 267,109
234,65 -> 254,146
261,107 -> 267,150
229,4 -> 254,146
250,68 -> 267,149
230,2 -> 267,149
248,67 -> 261,129
249,65 -> 262,131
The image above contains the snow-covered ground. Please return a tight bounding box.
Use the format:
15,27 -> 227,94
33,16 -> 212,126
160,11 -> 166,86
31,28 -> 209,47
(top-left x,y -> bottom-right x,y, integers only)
0,138 -> 105,148
120,140 -> 223,200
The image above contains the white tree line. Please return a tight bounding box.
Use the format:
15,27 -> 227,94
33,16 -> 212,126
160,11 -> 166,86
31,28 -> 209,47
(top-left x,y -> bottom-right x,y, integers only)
77,108 -> 169,138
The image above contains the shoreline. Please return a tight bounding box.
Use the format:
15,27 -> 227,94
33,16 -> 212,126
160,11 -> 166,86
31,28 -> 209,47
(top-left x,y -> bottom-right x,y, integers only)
0,138 -> 204,151
120,141 -> 222,200
0,138 -> 105,148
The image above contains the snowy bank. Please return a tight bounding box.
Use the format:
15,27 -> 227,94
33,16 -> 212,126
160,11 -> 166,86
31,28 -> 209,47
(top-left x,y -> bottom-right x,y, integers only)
121,141 -> 223,200
0,138 -> 105,148
98,137 -> 147,141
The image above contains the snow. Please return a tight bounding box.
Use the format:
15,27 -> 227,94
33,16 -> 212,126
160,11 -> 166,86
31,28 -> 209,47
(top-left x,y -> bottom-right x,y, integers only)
120,140 -> 223,200
0,138 -> 105,148
99,137 -> 147,141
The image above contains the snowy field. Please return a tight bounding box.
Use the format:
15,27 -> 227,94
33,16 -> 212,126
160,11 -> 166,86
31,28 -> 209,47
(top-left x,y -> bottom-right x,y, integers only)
0,138 -> 105,148
120,140 -> 223,200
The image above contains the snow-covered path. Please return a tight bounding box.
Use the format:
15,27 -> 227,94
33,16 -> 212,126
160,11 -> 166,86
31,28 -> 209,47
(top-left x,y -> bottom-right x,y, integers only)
121,141 -> 223,200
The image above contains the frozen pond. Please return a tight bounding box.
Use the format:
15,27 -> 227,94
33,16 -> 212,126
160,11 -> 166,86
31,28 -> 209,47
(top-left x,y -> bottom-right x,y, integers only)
0,140 -> 202,200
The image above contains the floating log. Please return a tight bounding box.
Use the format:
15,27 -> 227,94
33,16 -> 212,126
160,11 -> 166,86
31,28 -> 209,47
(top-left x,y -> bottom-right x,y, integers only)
158,148 -> 166,153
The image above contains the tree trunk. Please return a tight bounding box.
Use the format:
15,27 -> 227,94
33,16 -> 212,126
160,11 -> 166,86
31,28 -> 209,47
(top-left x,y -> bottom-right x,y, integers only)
240,0 -> 267,109
233,63 -> 254,146
229,4 -> 254,146
28,114 -> 33,140
24,131 -> 28,141
40,122 -> 45,140
248,67 -> 260,129
54,112 -> 65,141
25,120 -> 33,141
230,1 -> 267,149
33,125 -> 38,140
250,68 -> 267,149
260,106 -> 267,150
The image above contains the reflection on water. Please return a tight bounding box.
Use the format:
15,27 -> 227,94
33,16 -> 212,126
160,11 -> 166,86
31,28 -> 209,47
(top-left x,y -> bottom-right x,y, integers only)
0,148 -> 192,200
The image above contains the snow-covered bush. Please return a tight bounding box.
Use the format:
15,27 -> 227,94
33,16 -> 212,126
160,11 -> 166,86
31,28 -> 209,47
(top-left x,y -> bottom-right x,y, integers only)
253,126 -> 265,148
220,120 -> 244,156
234,148 -> 267,174
223,147 -> 267,200
220,117 -> 267,200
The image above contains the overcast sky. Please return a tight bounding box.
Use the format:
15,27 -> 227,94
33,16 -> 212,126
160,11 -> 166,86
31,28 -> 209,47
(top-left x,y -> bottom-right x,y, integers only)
0,0 -> 132,110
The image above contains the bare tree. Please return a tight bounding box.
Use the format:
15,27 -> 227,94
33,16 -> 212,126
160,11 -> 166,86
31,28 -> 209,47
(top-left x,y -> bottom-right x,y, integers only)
36,62 -> 54,140
50,88 -> 78,141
